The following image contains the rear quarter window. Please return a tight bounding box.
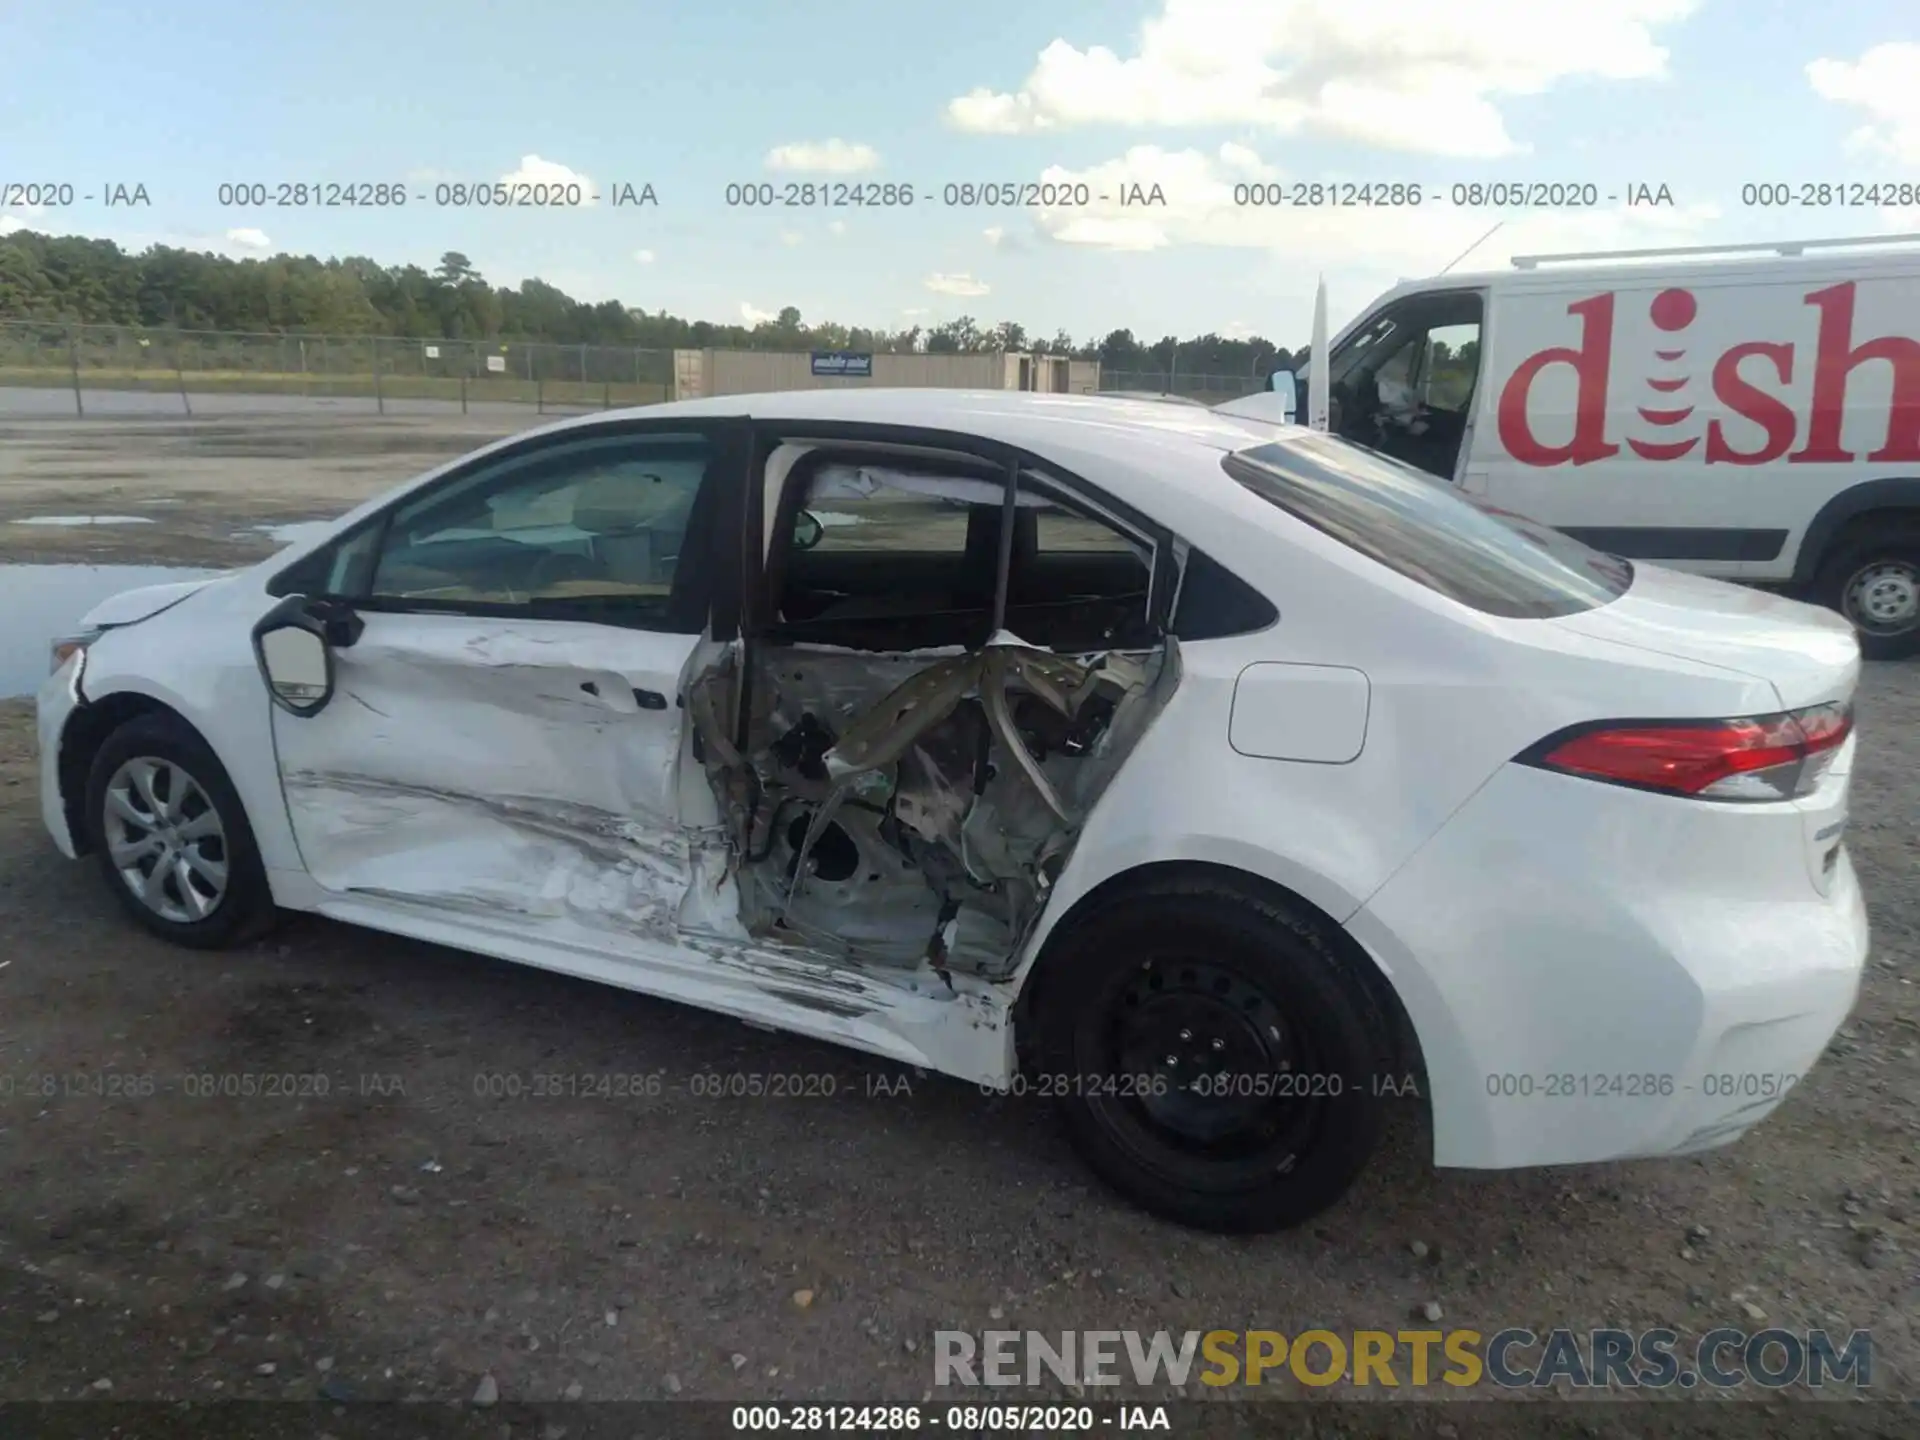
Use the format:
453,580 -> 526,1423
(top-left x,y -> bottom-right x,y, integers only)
1221,433 -> 1631,619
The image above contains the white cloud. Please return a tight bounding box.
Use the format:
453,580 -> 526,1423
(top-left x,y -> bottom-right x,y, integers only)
499,154 -> 597,206
828,219 -> 847,236
633,249 -> 656,264
764,139 -> 882,173
1028,143 -> 1719,273
0,198 -> 47,234
947,0 -> 1699,157
925,272 -> 991,297
1870,205 -> 1920,235
740,302 -> 779,324
1808,42 -> 1920,164
982,223 -> 1032,253
902,307 -> 930,317
225,227 -> 272,252
781,230 -> 804,247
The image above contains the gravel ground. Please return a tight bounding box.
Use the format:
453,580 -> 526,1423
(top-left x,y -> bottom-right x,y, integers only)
0,413 -> 532,569
0,411 -> 1916,1429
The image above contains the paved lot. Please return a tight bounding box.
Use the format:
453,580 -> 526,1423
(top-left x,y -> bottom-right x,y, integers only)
0,385 -> 603,420
0,410 -> 1915,1421
0,411 -> 535,570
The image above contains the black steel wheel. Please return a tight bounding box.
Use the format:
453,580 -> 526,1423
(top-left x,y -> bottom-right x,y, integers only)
1034,875 -> 1393,1232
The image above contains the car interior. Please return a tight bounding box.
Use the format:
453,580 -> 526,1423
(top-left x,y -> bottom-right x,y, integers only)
367,445 -> 712,608
764,445 -> 1157,654
1329,292 -> 1484,483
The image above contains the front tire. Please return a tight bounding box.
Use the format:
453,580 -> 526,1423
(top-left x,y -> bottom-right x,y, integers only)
1033,876 -> 1393,1233
1816,537 -> 1920,660
83,713 -> 274,948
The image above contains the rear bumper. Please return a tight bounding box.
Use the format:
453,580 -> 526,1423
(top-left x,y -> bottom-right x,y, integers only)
36,652 -> 84,859
1346,763 -> 1868,1170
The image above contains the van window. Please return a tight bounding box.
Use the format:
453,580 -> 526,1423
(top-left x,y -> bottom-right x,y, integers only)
1222,433 -> 1631,619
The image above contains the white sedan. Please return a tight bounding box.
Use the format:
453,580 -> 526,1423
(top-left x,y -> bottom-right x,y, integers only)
35,390 -> 1868,1232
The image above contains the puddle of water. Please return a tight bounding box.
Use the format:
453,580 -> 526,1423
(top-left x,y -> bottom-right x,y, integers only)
0,564 -> 221,699
12,515 -> 157,527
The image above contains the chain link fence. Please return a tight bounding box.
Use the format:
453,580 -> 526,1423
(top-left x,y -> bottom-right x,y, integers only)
1100,368 -> 1267,403
0,322 -> 1266,415
0,322 -> 677,416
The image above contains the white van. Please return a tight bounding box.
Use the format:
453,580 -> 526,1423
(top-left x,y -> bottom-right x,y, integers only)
1256,235 -> 1920,658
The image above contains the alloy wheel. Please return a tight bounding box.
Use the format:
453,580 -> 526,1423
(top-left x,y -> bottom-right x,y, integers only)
102,756 -> 230,924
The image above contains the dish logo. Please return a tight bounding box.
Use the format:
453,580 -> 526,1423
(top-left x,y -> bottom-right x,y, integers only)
1496,282 -> 1920,466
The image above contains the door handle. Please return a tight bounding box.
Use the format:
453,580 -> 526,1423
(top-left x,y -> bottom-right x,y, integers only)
632,688 -> 668,710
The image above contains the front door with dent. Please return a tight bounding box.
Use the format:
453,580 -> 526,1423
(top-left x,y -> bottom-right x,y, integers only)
263,420 -> 747,946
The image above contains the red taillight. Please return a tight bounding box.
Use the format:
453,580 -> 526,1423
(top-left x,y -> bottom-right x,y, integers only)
1521,704 -> 1852,801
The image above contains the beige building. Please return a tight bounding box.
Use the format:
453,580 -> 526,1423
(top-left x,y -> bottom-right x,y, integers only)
671,348 -> 1100,400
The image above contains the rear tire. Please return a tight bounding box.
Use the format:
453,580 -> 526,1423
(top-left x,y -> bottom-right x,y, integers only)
83,713 -> 275,949
1815,536 -> 1920,660
1033,876 -> 1393,1233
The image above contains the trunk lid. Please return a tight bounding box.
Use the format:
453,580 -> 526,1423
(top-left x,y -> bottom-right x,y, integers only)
1551,563 -> 1859,711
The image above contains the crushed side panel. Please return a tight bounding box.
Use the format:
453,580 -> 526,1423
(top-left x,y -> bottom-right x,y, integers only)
687,635 -> 1180,980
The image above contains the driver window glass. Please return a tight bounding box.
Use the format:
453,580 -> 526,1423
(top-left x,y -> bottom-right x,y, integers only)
1329,315 -> 1397,387
1420,322 -> 1481,409
368,432 -> 712,615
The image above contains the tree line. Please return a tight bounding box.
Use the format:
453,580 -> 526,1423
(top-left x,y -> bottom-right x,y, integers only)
0,231 -> 1298,378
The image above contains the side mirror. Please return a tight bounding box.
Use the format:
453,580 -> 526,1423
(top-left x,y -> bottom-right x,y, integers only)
1267,369 -> 1297,420
792,510 -> 825,552
250,595 -> 338,717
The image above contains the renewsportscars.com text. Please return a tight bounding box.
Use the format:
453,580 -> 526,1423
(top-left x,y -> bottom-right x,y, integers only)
933,1327 -> 1872,1390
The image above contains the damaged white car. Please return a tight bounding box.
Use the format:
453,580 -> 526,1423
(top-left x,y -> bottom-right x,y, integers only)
37,391 -> 1868,1232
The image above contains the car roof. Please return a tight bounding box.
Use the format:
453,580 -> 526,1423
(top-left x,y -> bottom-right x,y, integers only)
1092,390 -> 1211,406
571,388 -> 1274,464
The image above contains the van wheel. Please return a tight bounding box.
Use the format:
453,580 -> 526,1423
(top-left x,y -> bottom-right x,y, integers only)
1817,538 -> 1920,660
1033,876 -> 1392,1233
83,713 -> 276,949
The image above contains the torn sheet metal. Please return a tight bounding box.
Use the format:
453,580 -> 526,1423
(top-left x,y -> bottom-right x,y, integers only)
703,637 -> 1173,979
819,639 -> 1103,826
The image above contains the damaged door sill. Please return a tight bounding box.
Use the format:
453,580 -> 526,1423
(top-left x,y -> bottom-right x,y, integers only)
318,888 -> 1018,1086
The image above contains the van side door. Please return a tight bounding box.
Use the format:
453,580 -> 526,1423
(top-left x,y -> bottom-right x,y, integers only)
1475,276 -> 1808,579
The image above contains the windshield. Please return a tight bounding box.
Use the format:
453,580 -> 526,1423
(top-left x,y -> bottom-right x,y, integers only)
1222,432 -> 1632,619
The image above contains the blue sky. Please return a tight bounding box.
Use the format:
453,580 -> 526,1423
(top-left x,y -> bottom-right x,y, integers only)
3,0 -> 1918,354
